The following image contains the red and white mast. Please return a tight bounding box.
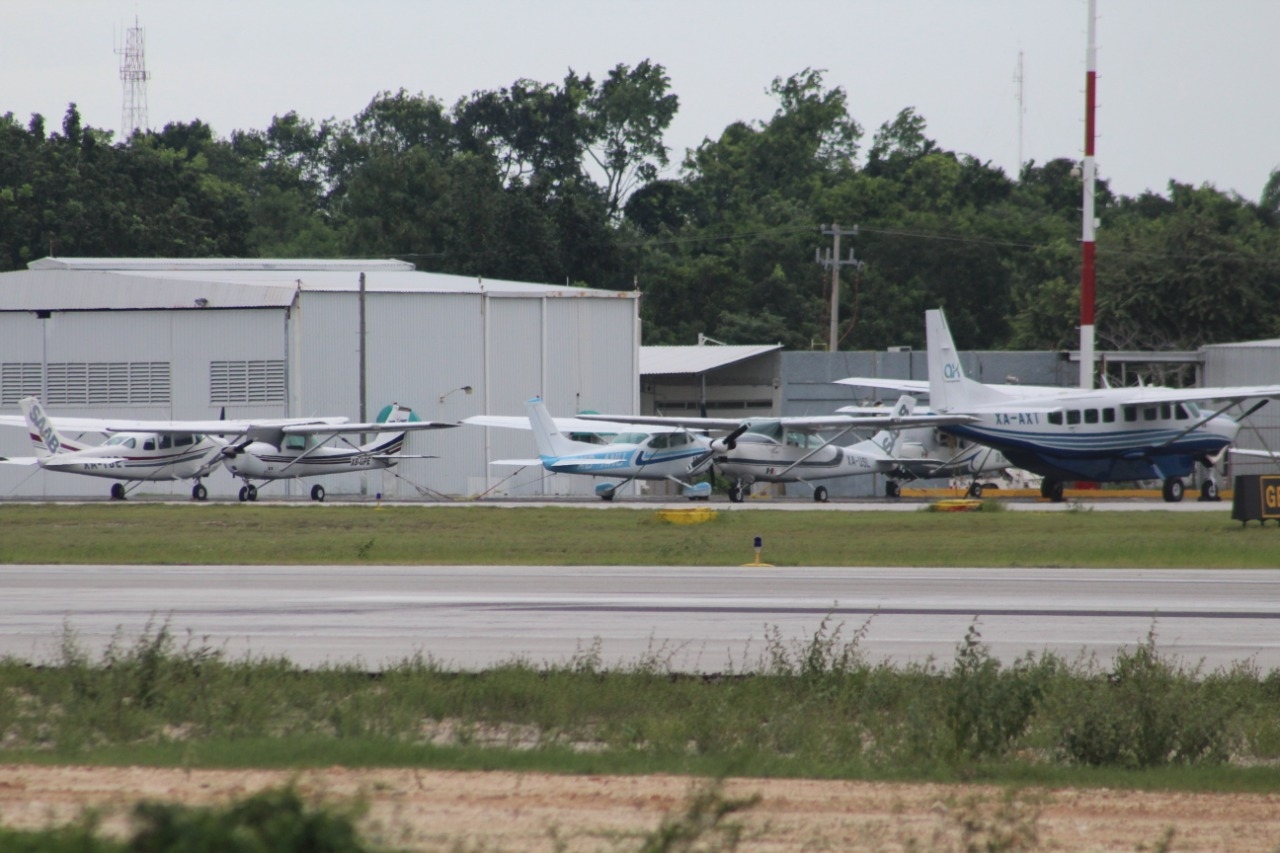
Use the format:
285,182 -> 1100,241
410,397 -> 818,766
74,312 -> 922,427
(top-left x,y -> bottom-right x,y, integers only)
1079,0 -> 1098,389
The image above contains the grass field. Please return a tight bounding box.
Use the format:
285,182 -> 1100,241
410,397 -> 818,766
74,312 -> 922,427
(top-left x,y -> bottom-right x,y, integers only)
0,502 -> 1271,567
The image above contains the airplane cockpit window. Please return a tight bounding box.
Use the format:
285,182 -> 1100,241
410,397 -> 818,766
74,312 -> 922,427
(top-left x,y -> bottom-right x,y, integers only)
785,430 -> 812,448
1160,404 -> 1173,420
647,433 -> 671,449
1175,404 -> 1190,420
284,434 -> 308,451
174,434 -> 193,447
143,438 -> 156,451
1185,402 -> 1201,418
104,435 -> 138,449
667,432 -> 690,447
744,422 -> 784,442
610,432 -> 650,446
158,435 -> 172,449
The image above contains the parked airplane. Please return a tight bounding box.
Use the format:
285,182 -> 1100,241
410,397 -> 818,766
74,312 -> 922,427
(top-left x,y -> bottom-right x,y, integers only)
464,397 -> 716,500
839,309 -> 1280,502
0,397 -> 453,501
578,395 -> 978,502
0,396 -> 250,499
223,403 -> 456,502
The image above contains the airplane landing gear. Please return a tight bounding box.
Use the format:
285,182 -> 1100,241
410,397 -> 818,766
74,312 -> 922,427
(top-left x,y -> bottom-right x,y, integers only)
885,480 -> 901,499
1162,477 -> 1185,503
598,489 -> 615,502
191,483 -> 207,501
1199,480 -> 1220,502
966,482 -> 984,499
727,483 -> 748,503
813,485 -> 829,503
110,483 -> 126,500
310,484 -> 326,502
1040,478 -> 1064,502
238,484 -> 258,502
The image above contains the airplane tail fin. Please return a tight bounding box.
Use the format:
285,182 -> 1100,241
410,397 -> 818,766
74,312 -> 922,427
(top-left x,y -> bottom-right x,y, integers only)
376,402 -> 419,424
20,396 -> 70,458
871,394 -> 917,454
525,397 -> 583,458
925,309 -> 1014,412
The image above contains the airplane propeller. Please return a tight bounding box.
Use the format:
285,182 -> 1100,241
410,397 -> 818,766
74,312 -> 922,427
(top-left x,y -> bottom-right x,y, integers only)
689,423 -> 750,473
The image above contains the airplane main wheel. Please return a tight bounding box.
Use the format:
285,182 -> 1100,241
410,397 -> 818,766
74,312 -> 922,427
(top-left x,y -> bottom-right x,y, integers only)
727,484 -> 743,503
599,490 -> 615,502
238,486 -> 249,502
246,484 -> 258,502
110,483 -> 126,501
813,486 -> 829,503
967,482 -> 984,499
885,481 -> 901,499
1162,477 -> 1185,503
192,483 -> 207,501
1200,480 -> 1220,502
311,484 -> 326,502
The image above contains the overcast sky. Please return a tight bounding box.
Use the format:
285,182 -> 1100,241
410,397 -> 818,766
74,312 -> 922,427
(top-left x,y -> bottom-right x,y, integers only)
5,1 -> 1278,201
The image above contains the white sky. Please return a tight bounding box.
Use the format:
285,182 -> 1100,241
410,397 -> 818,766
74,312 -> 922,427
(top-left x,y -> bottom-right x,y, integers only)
5,1 -> 1279,201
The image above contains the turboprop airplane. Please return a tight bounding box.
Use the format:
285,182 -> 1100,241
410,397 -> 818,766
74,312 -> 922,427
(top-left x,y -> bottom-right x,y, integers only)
839,308 -> 1280,502
577,395 -> 979,502
463,397 -> 717,500
222,402 -> 456,502
0,396 -> 247,499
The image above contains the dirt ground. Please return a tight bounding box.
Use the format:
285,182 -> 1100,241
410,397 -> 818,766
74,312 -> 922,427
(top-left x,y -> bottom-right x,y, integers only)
0,765 -> 1278,852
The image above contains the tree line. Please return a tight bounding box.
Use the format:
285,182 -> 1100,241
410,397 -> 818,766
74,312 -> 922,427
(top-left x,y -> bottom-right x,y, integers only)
3,63 -> 1279,353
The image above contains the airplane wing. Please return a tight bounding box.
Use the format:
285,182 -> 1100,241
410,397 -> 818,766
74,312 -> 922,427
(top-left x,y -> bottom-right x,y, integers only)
0,455 -> 40,465
833,377 -> 930,394
463,414 -> 687,434
280,421 -> 456,434
1113,385 -> 1280,406
577,412 -> 977,431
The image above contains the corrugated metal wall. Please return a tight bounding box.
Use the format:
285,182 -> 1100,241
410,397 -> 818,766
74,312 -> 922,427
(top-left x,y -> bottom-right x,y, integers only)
1203,344 -> 1280,476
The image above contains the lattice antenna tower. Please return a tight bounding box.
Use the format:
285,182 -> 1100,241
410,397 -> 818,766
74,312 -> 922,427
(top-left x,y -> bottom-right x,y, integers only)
117,17 -> 151,139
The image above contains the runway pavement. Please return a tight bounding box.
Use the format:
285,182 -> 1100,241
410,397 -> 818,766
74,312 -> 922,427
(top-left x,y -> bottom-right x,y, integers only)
2,565 -> 1277,673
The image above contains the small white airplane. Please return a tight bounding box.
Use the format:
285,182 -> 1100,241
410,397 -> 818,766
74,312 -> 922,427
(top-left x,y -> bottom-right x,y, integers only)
0,396 -> 250,500
838,308 -> 1280,502
0,397 -> 454,501
577,395 -> 978,502
222,402 -> 456,502
464,397 -> 717,500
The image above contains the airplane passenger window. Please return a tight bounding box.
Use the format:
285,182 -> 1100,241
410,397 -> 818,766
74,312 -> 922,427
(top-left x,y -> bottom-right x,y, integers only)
1047,412 -> 1063,425
1143,407 -> 1158,421
1103,408 -> 1116,423
1161,404 -> 1172,420
1124,407 -> 1137,422
174,435 -> 192,447
1066,410 -> 1081,425
1084,409 -> 1099,424
284,435 -> 307,451
143,438 -> 156,450
159,435 -> 172,449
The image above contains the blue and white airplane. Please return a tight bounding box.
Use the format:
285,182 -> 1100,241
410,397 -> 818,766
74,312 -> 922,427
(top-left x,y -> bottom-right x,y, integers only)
465,397 -> 719,500
839,309 -> 1280,502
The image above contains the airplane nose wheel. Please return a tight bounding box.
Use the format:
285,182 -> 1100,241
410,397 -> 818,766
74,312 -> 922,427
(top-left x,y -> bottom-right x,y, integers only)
310,484 -> 326,502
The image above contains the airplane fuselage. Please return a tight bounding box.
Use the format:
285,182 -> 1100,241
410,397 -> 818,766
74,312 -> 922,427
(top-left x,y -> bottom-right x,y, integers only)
227,434 -> 407,481
38,431 -> 224,481
946,397 -> 1238,483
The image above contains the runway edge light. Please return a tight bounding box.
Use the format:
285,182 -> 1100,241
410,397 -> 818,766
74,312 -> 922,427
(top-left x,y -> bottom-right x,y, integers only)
742,535 -> 773,568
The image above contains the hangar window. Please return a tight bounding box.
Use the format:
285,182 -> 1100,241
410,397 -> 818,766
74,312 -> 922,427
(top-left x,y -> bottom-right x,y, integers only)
1,362 -> 43,405
44,362 -> 170,405
210,360 -> 286,404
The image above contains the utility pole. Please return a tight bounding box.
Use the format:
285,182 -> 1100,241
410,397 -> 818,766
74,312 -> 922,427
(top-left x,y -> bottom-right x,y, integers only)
816,224 -> 861,351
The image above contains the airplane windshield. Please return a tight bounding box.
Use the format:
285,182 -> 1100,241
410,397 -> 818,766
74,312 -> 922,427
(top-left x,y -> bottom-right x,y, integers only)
609,432 -> 650,445
743,422 -> 783,441
104,435 -> 138,449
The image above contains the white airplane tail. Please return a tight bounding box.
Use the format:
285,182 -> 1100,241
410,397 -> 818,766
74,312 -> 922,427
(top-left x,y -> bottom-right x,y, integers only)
871,395 -> 917,455
925,309 -> 1015,412
20,396 -> 71,458
525,397 -> 588,458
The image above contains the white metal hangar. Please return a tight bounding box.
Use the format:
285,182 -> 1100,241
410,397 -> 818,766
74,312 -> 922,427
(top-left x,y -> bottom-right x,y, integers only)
0,258 -> 639,499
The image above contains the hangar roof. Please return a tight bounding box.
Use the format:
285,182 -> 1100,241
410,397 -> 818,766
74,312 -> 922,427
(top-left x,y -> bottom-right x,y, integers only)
7,258 -> 635,307
640,344 -> 783,376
